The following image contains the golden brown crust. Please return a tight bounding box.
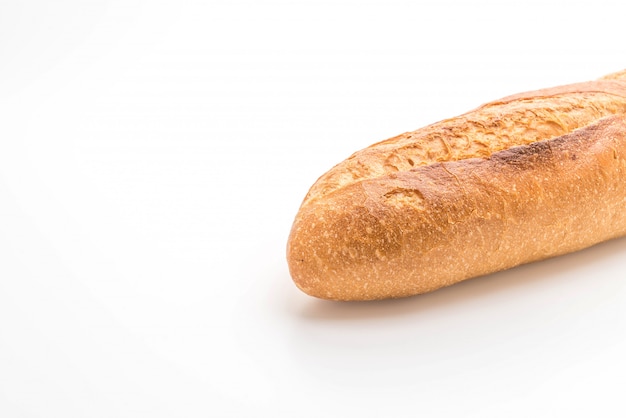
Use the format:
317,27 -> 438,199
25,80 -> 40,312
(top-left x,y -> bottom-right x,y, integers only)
287,71 -> 626,301
303,79 -> 626,207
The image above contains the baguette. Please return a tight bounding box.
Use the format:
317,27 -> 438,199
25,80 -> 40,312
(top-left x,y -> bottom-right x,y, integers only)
287,70 -> 626,301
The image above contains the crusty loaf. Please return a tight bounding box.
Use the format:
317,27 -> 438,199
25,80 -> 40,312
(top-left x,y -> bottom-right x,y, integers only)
287,70 -> 626,301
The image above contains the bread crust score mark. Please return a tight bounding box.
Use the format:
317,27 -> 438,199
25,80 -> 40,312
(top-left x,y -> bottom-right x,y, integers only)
287,70 -> 626,301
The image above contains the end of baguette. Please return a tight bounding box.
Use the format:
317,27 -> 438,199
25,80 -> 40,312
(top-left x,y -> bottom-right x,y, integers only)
287,183 -> 405,301
286,180 -> 445,301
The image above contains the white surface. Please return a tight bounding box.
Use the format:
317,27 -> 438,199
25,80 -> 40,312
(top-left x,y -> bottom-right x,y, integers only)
1,1 -> 626,416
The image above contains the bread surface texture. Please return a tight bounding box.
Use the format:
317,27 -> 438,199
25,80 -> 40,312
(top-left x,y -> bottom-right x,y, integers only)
287,70 -> 626,301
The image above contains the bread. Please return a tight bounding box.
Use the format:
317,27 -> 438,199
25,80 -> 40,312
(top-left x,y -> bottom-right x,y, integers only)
287,69 -> 626,301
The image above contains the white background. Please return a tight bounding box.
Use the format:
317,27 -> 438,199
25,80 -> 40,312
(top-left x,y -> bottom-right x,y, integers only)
1,1 -> 626,416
